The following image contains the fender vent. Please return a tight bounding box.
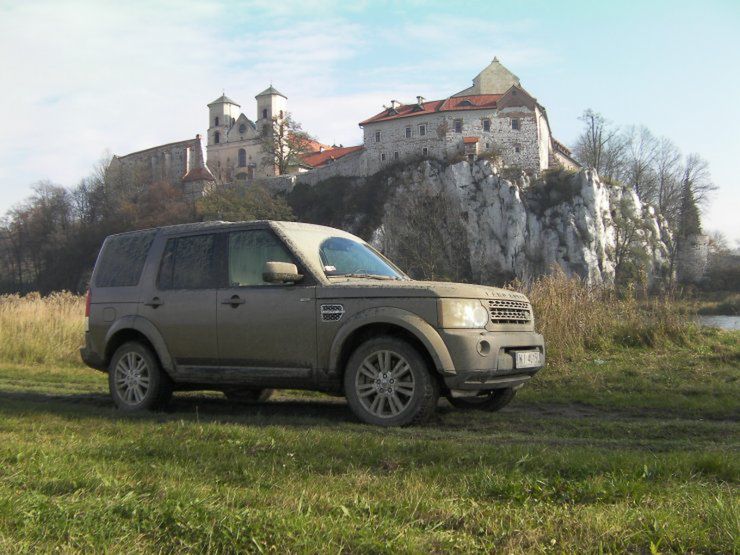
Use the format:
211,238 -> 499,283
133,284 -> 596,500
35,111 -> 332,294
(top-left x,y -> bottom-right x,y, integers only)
320,304 -> 345,322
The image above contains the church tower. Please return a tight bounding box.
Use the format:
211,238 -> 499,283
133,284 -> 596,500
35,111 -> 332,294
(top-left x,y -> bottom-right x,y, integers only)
207,93 -> 241,146
255,86 -> 287,135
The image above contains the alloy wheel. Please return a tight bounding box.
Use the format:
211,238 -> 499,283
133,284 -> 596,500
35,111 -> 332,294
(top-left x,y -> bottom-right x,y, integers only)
355,350 -> 415,418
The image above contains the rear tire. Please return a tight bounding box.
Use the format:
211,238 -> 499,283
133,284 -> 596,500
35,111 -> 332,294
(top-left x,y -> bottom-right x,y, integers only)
223,388 -> 273,403
447,388 -> 516,412
108,342 -> 173,412
344,336 -> 439,427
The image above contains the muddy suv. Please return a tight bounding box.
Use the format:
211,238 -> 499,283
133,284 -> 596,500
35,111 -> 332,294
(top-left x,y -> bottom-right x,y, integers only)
81,221 -> 544,426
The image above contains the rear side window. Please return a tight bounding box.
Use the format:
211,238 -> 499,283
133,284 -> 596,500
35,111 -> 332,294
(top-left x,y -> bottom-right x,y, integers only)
158,234 -> 219,290
95,231 -> 156,288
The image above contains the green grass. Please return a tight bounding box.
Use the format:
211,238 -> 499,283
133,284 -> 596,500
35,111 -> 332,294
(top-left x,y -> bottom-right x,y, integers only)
0,330 -> 738,553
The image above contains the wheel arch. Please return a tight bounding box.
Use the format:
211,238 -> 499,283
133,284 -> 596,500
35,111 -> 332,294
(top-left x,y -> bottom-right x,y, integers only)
104,316 -> 174,374
329,307 -> 454,379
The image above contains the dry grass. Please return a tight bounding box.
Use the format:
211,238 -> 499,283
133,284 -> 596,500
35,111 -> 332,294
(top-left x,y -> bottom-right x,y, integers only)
0,276 -> 697,369
0,292 -> 85,366
521,269 -> 696,365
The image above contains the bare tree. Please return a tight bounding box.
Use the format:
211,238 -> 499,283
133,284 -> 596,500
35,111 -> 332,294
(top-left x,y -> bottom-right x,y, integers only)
573,109 -> 626,182
651,137 -> 683,223
681,153 -> 716,209
622,126 -> 658,201
261,112 -> 316,176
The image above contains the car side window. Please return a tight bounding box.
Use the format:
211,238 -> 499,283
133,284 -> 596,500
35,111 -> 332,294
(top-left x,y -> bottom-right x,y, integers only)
228,230 -> 293,286
158,234 -> 219,290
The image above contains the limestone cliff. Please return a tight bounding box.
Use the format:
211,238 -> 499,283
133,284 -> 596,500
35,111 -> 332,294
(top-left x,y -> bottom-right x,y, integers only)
287,159 -> 673,285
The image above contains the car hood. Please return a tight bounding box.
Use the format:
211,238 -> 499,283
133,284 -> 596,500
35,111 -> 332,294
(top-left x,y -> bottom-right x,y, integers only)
317,279 -> 529,301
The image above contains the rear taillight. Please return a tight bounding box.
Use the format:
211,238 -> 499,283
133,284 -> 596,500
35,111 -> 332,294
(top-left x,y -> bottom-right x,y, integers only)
85,289 -> 91,317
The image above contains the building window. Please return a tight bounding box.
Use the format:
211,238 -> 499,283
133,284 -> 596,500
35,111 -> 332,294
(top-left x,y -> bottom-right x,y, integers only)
485,142 -> 491,149
422,147 -> 428,157
394,151 -> 399,160
511,118 -> 520,130
214,131 -> 220,144
381,153 -> 386,162
375,131 -> 382,143
239,123 -> 247,134
262,108 -> 268,119
483,118 -> 491,132
238,148 -> 247,167
419,124 -> 426,136
453,119 -> 463,133
405,126 -> 412,138
515,145 -> 521,153
279,110 -> 283,118
215,117 -> 219,127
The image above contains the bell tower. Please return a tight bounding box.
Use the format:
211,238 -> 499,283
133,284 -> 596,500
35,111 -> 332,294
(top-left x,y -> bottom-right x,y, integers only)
207,93 -> 241,146
255,85 -> 287,134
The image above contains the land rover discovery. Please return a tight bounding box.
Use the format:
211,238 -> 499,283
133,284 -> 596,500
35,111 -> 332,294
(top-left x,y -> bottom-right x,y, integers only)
81,221 -> 544,426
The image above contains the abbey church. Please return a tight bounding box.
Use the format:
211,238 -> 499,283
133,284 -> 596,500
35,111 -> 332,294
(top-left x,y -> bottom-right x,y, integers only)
107,58 -> 578,196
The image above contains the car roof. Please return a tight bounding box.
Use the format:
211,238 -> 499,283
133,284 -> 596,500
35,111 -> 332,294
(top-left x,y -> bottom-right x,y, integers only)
103,220 -> 353,239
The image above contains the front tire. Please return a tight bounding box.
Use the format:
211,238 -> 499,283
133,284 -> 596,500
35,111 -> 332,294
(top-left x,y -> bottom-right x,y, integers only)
108,342 -> 172,412
447,388 -> 516,412
344,336 -> 439,427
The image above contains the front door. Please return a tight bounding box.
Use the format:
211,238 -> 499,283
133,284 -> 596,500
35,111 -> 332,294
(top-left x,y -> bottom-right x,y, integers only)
217,229 -> 317,385
139,232 -> 220,376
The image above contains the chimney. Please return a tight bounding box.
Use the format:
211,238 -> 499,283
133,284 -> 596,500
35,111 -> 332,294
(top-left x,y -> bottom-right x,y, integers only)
390,99 -> 399,109
416,96 -> 425,105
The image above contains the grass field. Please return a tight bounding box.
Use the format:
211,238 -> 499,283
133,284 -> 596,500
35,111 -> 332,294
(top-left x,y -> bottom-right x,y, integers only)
0,287 -> 738,553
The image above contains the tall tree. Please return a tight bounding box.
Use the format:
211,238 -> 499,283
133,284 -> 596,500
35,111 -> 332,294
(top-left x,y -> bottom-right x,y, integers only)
622,125 -> 658,201
573,109 -> 625,182
261,112 -> 315,176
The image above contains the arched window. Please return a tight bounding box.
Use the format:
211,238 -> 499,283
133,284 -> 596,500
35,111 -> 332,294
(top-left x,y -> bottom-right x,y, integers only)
238,148 -> 247,167
215,116 -> 219,126
214,131 -> 220,144
262,108 -> 268,119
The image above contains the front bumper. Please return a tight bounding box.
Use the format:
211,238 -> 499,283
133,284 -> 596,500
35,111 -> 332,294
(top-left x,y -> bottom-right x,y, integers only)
438,329 -> 545,392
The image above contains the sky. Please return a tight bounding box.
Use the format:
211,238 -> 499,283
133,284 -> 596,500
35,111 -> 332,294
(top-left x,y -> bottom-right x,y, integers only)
1,0 -> 738,242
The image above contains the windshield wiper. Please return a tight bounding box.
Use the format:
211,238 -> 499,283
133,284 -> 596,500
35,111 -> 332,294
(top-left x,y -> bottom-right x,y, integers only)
329,273 -> 401,280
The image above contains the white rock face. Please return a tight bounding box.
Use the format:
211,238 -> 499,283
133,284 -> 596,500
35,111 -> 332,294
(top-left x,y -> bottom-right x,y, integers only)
373,159 -> 672,285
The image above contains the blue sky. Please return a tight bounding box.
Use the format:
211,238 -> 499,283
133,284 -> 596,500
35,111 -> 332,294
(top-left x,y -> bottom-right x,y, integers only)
1,0 -> 738,241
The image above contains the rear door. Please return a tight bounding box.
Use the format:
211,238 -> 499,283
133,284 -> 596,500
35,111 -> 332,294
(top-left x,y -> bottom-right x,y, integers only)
216,229 -> 317,384
139,232 -> 222,374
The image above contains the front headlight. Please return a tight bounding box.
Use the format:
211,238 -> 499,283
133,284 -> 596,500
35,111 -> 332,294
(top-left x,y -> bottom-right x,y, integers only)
438,299 -> 489,329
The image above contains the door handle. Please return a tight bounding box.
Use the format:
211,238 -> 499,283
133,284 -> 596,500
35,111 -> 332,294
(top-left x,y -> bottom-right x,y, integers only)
222,295 -> 246,307
144,297 -> 163,308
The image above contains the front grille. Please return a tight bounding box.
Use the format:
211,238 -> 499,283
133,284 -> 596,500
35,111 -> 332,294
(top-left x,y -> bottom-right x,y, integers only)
488,299 -> 532,324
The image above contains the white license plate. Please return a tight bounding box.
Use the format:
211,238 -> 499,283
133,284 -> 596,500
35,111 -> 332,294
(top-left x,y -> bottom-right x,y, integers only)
515,351 -> 541,368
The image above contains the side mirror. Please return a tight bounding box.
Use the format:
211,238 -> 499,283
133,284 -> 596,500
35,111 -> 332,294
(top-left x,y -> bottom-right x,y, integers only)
263,261 -> 303,284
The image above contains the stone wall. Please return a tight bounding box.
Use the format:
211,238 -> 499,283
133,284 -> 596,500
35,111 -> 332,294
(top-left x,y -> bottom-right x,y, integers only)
361,107 -> 543,176
676,234 -> 709,284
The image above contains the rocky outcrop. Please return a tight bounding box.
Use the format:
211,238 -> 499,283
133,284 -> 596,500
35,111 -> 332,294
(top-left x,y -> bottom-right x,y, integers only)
288,159 -> 674,285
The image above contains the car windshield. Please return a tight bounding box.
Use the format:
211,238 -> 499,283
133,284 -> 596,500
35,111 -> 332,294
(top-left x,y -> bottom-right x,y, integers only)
279,226 -> 406,280
319,237 -> 404,279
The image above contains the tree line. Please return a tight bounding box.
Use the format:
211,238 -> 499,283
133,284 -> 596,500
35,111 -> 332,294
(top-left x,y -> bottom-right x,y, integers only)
573,109 -> 716,241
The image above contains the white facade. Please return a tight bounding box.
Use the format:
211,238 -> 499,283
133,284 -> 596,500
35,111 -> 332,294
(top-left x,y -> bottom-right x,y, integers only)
206,87 -> 287,182
359,59 -> 579,176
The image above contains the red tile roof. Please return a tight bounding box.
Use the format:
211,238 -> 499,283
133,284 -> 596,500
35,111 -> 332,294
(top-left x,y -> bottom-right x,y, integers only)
301,145 -> 363,168
301,136 -> 332,153
463,137 -> 480,144
359,94 -> 503,125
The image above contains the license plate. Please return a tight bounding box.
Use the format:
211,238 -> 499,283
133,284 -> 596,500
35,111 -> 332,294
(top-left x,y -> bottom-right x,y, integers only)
515,351 -> 541,369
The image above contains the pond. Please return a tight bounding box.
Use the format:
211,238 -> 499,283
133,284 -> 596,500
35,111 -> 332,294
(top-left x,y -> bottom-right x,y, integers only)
697,315 -> 740,331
